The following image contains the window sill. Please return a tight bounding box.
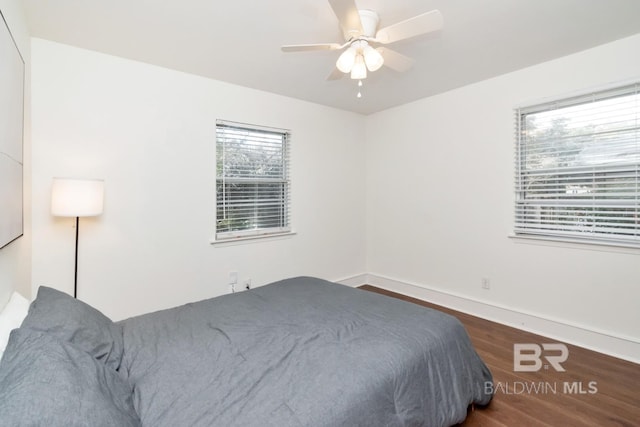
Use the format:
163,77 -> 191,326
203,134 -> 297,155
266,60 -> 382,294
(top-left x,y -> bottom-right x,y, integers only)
210,231 -> 296,247
509,234 -> 640,254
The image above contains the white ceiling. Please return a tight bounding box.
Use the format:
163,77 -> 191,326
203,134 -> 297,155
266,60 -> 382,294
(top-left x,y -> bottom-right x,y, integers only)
22,0 -> 640,115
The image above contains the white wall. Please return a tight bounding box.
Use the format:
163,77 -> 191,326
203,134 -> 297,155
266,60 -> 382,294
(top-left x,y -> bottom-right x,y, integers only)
31,39 -> 366,320
365,34 -> 640,362
0,0 -> 30,305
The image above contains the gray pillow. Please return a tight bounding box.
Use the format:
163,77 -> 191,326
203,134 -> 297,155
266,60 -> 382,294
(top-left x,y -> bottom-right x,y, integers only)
20,286 -> 124,371
0,328 -> 140,426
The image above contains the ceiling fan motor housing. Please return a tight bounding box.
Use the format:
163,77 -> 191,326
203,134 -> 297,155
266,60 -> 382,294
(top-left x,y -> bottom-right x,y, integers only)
357,9 -> 379,38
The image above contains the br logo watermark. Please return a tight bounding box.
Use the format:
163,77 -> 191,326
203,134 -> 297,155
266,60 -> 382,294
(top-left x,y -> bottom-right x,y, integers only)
487,342 -> 599,396
513,343 -> 568,372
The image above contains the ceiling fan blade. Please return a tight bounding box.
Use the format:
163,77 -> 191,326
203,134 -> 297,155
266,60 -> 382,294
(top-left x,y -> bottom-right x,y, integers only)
327,67 -> 345,80
375,9 -> 443,44
281,43 -> 342,52
328,0 -> 363,40
378,47 -> 415,73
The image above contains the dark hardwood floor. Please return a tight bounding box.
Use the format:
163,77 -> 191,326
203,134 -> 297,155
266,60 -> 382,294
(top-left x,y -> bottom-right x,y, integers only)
359,285 -> 640,427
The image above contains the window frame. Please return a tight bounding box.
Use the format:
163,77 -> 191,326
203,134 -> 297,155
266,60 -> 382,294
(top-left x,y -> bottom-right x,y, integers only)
214,120 -> 291,243
513,83 -> 640,249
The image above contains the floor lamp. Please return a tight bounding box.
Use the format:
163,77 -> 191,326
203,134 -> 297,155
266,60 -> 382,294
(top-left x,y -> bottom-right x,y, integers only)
51,178 -> 104,299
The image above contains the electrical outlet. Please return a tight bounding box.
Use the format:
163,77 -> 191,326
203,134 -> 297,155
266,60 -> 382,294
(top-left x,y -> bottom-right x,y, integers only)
481,278 -> 490,290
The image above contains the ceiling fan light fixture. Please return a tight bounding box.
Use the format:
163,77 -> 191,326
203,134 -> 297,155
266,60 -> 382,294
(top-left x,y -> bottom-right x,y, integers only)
336,46 -> 357,73
282,3 -> 444,84
350,53 -> 367,79
363,45 -> 384,71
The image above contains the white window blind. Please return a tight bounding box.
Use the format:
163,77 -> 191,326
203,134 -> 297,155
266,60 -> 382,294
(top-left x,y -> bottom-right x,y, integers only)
515,83 -> 639,247
216,120 -> 290,240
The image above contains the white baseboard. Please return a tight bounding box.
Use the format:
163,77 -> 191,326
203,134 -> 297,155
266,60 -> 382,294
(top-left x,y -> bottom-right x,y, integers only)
340,273 -> 639,365
335,273 -> 368,288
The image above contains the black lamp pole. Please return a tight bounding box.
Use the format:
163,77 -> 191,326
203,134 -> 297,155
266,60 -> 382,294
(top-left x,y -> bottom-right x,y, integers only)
74,216 -> 79,299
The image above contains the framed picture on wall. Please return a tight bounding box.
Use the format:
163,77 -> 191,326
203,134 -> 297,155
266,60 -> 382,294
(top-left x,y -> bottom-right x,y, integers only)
0,9 -> 25,249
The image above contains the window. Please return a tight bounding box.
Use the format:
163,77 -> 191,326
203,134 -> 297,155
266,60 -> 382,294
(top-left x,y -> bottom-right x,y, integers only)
514,83 -> 639,247
215,120 -> 290,241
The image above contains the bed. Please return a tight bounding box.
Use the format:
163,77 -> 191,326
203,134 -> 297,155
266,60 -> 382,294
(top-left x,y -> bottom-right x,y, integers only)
0,276 -> 492,426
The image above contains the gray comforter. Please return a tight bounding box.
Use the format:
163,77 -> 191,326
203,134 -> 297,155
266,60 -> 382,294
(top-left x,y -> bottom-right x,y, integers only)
119,277 -> 492,426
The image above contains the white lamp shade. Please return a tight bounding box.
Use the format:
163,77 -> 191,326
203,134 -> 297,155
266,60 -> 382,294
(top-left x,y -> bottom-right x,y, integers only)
363,45 -> 384,72
350,54 -> 367,79
336,46 -> 357,73
51,178 -> 104,217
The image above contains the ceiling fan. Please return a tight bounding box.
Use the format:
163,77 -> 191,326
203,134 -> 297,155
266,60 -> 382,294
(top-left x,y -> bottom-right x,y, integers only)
281,0 -> 443,80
